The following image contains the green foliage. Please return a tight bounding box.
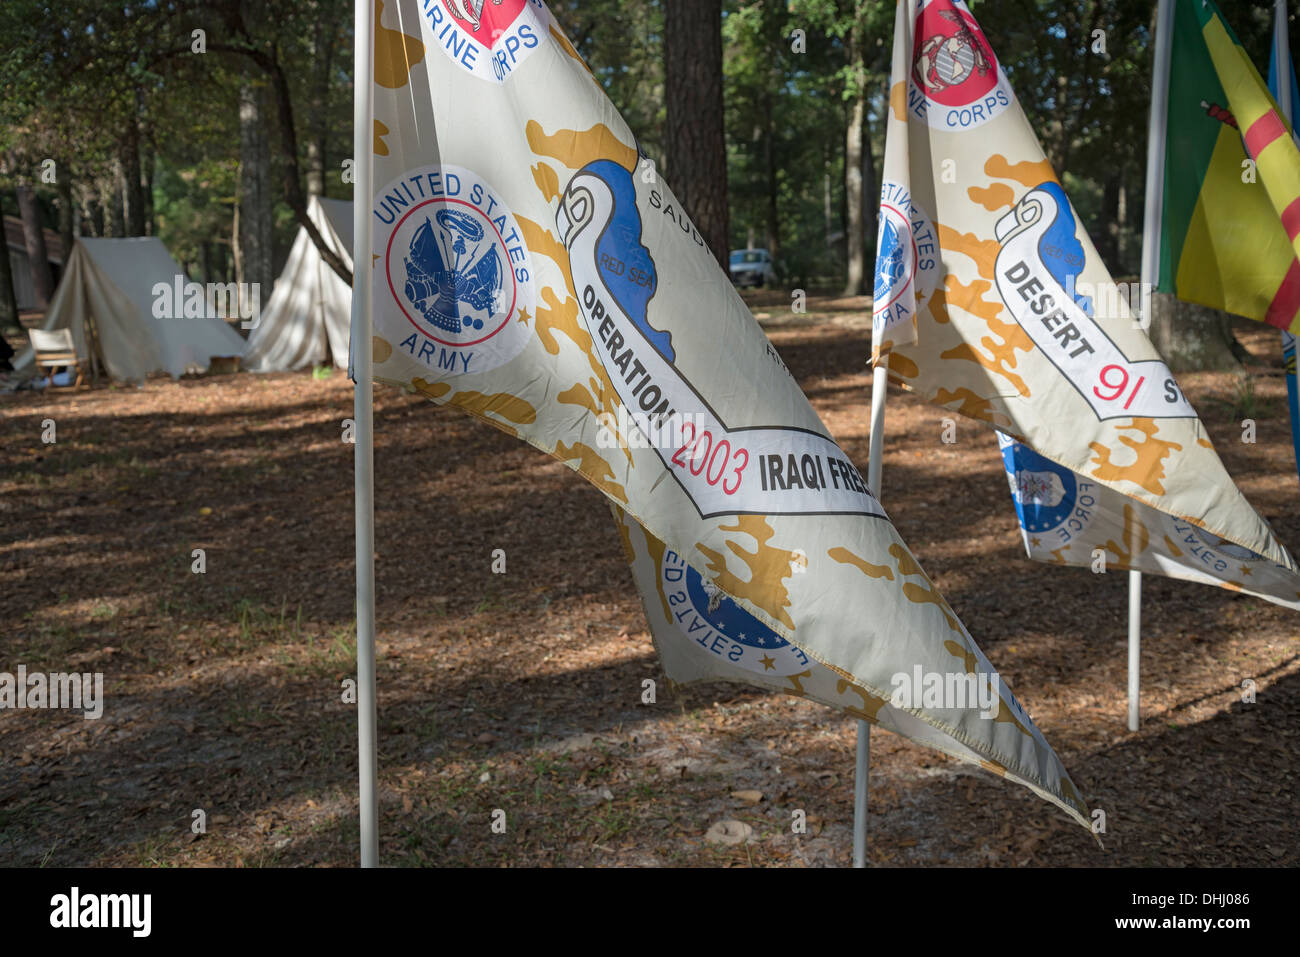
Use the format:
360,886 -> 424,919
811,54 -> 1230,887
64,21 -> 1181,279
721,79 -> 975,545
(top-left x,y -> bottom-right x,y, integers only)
2,0 -> 1295,292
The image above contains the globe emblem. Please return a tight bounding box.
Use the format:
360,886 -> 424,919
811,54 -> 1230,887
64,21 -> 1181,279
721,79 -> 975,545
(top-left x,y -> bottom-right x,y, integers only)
923,35 -> 976,89
874,218 -> 906,302
402,206 -> 506,336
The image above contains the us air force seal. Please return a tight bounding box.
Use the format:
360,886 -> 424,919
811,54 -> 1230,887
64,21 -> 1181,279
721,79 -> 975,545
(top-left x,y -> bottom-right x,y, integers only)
660,549 -> 810,677
873,180 -> 939,344
998,434 -> 1099,546
908,0 -> 1012,130
420,0 -> 549,84
374,164 -> 534,376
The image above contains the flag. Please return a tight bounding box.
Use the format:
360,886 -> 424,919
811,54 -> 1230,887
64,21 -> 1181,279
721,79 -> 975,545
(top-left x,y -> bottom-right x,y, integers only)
874,0 -> 1299,582
997,431 -> 1300,608
1268,1 -> 1300,485
612,505 -> 1087,819
367,0 -> 1089,826
1160,0 -> 1300,331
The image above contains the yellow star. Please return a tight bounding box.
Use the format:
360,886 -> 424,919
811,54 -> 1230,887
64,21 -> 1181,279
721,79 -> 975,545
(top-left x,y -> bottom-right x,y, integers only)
1030,537 -> 1042,548
759,654 -> 776,671
1240,564 -> 1252,576
516,307 -> 531,325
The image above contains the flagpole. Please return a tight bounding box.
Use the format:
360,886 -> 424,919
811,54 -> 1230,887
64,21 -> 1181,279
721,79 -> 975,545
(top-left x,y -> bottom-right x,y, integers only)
352,0 -> 379,868
1133,0 -> 1174,733
1275,0 -> 1293,122
854,362 -> 888,867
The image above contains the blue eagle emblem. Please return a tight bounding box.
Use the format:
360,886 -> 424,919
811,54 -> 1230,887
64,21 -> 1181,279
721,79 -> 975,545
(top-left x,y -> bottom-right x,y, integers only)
874,217 -> 907,302
403,207 -> 505,335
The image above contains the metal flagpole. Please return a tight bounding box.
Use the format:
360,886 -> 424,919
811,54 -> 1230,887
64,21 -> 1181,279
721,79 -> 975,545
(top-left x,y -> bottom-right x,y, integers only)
1276,0 -> 1293,125
854,362 -> 888,867
352,0 -> 379,868
1270,0 -> 1300,494
1135,0 -> 1175,733
1273,1 -> 1300,495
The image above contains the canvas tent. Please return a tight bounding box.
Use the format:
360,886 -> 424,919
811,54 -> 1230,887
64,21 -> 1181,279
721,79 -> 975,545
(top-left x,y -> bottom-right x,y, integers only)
243,196 -> 353,372
13,236 -> 245,382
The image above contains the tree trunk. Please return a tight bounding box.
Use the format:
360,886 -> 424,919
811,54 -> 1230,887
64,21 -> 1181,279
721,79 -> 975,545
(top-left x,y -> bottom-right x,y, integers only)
1116,176 -> 1128,272
1098,171 -> 1120,269
843,96 -> 866,296
1148,293 -> 1242,372
105,173 -> 125,237
823,167 -> 834,255
119,121 -> 146,237
239,73 -> 276,305
57,176 -> 75,267
16,184 -> 54,310
763,91 -> 780,268
306,17 -> 332,198
84,185 -> 104,238
232,177 -> 243,289
663,0 -> 729,268
140,140 -> 156,236
0,196 -> 19,332
861,103 -> 878,271
201,241 -> 216,285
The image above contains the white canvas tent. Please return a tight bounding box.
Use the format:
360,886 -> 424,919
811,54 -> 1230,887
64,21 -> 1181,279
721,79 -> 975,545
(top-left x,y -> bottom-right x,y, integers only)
243,196 -> 353,372
13,236 -> 245,383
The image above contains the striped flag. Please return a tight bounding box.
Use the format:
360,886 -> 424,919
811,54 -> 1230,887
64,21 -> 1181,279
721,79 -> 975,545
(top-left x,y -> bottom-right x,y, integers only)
1159,0 -> 1300,332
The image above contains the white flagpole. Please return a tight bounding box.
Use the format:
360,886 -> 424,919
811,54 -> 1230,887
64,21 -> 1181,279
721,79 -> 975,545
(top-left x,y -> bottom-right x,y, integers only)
854,362 -> 888,867
1134,0 -> 1174,734
352,0 -> 379,868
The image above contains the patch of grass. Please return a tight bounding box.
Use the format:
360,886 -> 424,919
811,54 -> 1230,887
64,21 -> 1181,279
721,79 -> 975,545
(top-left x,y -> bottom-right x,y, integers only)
17,621 -> 85,670
1230,372 -> 1261,420
232,596 -> 305,648
132,834 -> 180,868
589,802 -> 637,844
89,601 -> 118,621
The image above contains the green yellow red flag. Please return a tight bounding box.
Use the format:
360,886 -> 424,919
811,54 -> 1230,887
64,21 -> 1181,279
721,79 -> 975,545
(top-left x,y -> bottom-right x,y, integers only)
1160,0 -> 1300,331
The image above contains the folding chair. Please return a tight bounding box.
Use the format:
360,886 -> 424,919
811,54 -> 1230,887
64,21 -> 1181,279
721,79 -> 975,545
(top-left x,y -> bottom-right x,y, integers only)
28,328 -> 90,390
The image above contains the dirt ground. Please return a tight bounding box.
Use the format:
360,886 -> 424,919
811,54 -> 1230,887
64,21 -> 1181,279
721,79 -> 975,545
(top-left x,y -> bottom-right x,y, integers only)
1,294 -> 1296,868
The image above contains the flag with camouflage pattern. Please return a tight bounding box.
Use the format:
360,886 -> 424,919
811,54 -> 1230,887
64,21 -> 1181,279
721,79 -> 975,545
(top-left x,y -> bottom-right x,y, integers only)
365,0 -> 1089,827
874,0 -> 1300,604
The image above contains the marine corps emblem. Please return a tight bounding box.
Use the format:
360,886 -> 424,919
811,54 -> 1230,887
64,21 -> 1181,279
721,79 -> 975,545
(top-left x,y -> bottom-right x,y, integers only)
907,0 -> 1011,130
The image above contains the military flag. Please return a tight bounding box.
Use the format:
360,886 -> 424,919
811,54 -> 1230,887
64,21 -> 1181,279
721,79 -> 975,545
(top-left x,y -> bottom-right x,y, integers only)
612,505 -> 1087,820
364,0 -> 1089,826
997,431 -> 1300,609
874,0 -> 1300,591
1158,0 -> 1300,331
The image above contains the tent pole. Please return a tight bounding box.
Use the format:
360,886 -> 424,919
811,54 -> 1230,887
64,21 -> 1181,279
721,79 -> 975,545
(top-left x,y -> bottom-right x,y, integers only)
1133,0 -> 1174,733
855,362 -> 888,867
352,0 -> 379,868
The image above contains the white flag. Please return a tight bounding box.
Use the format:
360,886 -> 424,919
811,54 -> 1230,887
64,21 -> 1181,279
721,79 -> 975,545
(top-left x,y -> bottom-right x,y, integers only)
368,0 -> 1089,827
998,433 -> 1300,607
874,0 -> 1299,585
